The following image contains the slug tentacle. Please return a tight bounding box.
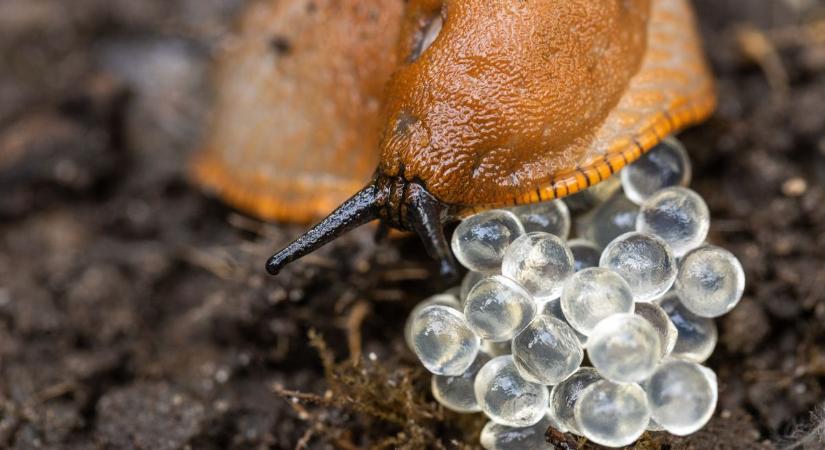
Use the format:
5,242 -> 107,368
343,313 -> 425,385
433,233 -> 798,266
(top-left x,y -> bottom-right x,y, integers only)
267,176 -> 457,279
266,183 -> 381,275
407,182 -> 457,280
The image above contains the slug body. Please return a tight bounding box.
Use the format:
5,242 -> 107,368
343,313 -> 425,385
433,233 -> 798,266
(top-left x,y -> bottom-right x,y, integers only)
195,0 -> 716,277
192,0 -> 404,223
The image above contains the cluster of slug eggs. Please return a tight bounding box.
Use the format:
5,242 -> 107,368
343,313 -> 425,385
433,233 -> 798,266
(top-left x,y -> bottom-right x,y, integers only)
405,138 -> 745,449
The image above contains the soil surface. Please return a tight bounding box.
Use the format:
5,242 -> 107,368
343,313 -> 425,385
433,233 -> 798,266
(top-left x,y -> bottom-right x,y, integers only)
1,0 -> 824,449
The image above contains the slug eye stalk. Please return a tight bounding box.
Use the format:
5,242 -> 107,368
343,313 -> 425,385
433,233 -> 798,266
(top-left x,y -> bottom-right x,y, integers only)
265,177 -> 458,280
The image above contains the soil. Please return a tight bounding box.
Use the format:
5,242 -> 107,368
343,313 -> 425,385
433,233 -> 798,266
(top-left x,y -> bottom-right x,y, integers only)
1,0 -> 824,449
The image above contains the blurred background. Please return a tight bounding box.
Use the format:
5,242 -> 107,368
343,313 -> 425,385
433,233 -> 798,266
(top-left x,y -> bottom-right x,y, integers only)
0,0 -> 824,448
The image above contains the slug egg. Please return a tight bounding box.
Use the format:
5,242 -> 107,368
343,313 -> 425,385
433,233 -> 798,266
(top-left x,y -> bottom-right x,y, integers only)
432,352 -> 491,413
501,232 -> 574,301
464,275 -> 537,342
540,298 -> 587,344
480,415 -> 557,450
511,315 -> 583,385
676,245 -> 745,318
577,192 -> 639,249
600,232 -> 677,302
621,137 -> 692,205
509,200 -> 571,239
549,367 -> 602,434
451,210 -> 525,273
404,293 -> 460,351
474,355 -> 549,427
659,293 -> 718,363
587,313 -> 662,383
634,301 -> 678,359
574,380 -> 651,448
410,305 -> 480,376
459,271 -> 485,304
560,267 -> 635,336
645,360 -> 718,436
568,238 -> 602,272
636,187 -> 710,257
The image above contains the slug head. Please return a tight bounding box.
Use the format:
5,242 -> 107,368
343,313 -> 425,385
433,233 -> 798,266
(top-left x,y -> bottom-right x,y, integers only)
379,0 -> 650,205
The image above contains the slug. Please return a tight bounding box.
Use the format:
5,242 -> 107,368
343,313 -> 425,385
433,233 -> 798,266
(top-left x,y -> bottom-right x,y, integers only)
192,0 -> 716,278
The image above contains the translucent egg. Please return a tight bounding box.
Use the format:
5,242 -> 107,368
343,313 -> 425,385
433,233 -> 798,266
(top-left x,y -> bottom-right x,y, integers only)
636,187 -> 710,257
502,232 -> 574,301
549,367 -> 602,434
577,192 -> 639,249
464,275 -> 537,342
659,293 -> 718,363
540,299 -> 587,344
634,302 -> 678,359
511,315 -> 583,385
460,271 -> 485,304
411,305 -> 480,376
600,232 -> 677,302
481,340 -> 512,357
432,352 -> 491,413
560,268 -> 635,336
574,380 -> 650,448
621,137 -> 692,205
587,313 -> 662,383
405,293 -> 461,351
645,360 -> 718,436
510,200 -> 571,239
676,246 -> 746,318
565,174 -> 622,213
480,415 -> 556,450
474,355 -> 549,427
451,210 -> 525,273
568,239 -> 602,272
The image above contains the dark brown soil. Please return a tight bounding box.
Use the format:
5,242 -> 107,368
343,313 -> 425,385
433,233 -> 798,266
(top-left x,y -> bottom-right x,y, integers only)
1,0 -> 824,448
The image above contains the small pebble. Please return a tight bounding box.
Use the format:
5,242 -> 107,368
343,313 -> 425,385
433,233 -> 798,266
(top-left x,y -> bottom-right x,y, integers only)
549,367 -> 602,434
645,360 -> 718,435
411,305 -> 480,375
600,232 -> 677,302
588,313 -> 662,383
511,315 -> 583,384
432,352 -> 491,413
464,275 -> 536,341
405,293 -> 460,350
621,137 -> 692,205
676,245 -> 745,318
577,192 -> 639,249
480,415 -> 556,450
510,200 -> 571,239
451,210 -> 525,273
636,187 -> 710,257
502,232 -> 574,301
574,380 -> 651,448
474,355 -> 549,427
561,267 -> 635,336
568,239 -> 602,272
540,299 -> 587,344
659,293 -> 718,363
634,302 -> 678,359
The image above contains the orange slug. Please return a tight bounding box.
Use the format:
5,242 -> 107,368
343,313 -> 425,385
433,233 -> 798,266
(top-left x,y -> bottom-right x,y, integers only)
192,0 -> 716,278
